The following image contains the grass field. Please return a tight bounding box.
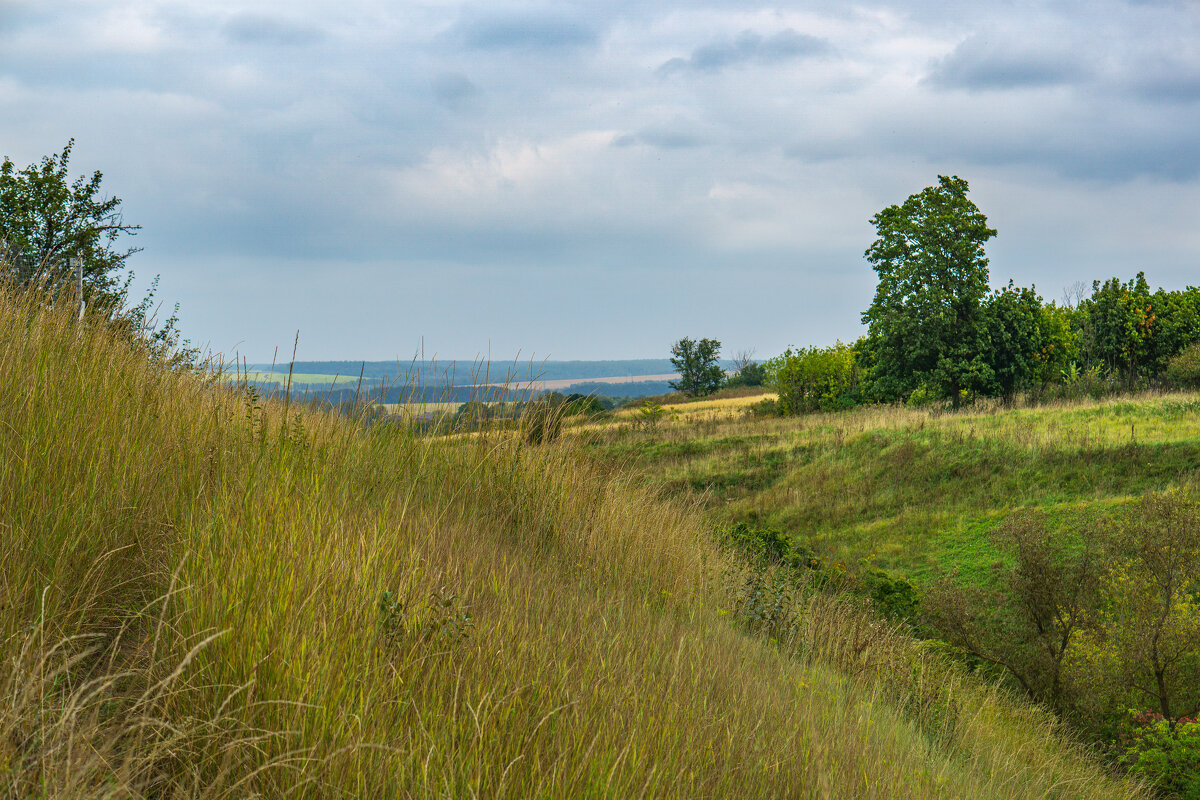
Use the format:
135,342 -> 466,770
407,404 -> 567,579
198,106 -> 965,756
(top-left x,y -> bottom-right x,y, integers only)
0,292 -> 1147,798
579,391 -> 1200,584
225,369 -> 372,386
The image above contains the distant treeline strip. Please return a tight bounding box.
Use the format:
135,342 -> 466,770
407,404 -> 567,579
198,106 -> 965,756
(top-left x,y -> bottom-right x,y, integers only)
255,359 -> 740,384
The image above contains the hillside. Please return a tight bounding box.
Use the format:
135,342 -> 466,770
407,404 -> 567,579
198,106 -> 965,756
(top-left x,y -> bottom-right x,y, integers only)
0,293 -> 1144,798
580,392 -> 1200,583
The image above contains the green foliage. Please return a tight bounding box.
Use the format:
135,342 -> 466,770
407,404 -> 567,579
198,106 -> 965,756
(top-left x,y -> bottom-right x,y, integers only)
521,397 -> 564,445
744,397 -> 780,418
0,140 -> 139,307
721,521 -> 815,570
984,282 -> 1044,401
562,393 -> 607,415
1081,273 -> 1155,381
861,175 -> 997,405
720,522 -> 918,623
923,509 -> 1104,712
378,587 -> 475,649
1118,713 -> 1200,799
634,399 -> 666,429
726,361 -> 766,388
0,142 -> 197,368
1093,489 -> 1200,723
768,342 -> 860,415
669,337 -> 724,397
858,567 -> 921,624
1168,343 -> 1200,388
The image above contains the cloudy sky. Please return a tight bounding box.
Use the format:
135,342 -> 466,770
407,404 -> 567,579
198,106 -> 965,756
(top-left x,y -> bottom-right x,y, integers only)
2,0 -> 1199,362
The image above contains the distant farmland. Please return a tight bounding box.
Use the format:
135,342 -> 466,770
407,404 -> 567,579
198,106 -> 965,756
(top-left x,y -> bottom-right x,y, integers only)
480,373 -> 677,392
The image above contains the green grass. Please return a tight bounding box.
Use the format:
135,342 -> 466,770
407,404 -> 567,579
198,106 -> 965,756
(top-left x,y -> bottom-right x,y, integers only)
582,394 -> 1200,581
0,291 -> 1146,798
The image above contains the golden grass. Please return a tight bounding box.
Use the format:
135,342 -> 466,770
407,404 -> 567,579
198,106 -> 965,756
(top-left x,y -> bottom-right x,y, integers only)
0,290 -> 1145,798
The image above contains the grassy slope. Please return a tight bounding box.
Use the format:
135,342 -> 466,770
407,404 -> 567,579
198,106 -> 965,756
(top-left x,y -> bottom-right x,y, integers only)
0,295 -> 1143,798
581,392 -> 1200,583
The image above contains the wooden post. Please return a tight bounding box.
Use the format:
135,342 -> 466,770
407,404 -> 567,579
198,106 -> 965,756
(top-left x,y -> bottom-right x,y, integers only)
74,255 -> 85,319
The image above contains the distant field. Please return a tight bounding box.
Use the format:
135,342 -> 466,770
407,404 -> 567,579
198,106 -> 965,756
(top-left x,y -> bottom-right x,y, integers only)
225,370 -> 369,386
378,402 -> 461,414
481,373 -> 677,391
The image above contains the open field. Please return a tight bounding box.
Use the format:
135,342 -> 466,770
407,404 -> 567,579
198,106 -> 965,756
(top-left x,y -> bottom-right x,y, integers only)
480,373 -> 679,391
577,391 -> 1200,583
224,369 -> 372,386
0,291 -> 1145,798
377,401 -> 462,414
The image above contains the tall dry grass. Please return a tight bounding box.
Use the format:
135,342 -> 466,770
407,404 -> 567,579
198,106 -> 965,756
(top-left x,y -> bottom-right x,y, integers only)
0,288 -> 1146,798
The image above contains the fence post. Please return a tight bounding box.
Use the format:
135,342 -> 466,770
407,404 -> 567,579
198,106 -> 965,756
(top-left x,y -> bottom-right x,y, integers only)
74,255 -> 85,320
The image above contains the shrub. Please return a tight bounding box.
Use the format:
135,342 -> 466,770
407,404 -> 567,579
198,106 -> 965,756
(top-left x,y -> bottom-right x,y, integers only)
726,362 -> 766,388
767,342 -> 860,415
1168,343 -> 1200,388
520,398 -> 563,444
1118,712 -> 1200,798
744,397 -> 780,418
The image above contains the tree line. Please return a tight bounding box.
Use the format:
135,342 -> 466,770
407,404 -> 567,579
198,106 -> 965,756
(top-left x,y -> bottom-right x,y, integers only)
756,176 -> 1200,414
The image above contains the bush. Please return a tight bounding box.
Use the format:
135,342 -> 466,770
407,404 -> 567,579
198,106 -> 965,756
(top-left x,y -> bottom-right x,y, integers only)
1118,712 -> 1200,798
1168,343 -> 1200,389
744,397 -> 780,418
520,398 -> 563,445
726,362 -> 766,388
767,342 -> 860,415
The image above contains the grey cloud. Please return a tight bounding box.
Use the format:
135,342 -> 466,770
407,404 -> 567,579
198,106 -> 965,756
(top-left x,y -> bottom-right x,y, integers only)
659,29 -> 830,75
432,72 -> 480,110
457,14 -> 597,51
926,34 -> 1090,90
612,123 -> 707,150
223,13 -> 323,46
1129,62 -> 1200,103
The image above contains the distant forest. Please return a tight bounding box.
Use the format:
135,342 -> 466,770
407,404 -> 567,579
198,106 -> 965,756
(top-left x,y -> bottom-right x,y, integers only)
255,359 -> 696,383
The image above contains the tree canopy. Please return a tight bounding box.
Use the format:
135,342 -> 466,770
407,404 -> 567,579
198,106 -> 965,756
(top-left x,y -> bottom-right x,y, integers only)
861,175 -> 997,405
669,337 -> 724,397
0,139 -> 140,308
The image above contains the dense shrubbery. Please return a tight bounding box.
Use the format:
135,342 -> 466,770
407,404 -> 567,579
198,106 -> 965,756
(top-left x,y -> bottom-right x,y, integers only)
720,521 -> 919,623
925,487 -> 1200,793
765,342 -> 861,414
1119,713 -> 1200,798
1168,343 -> 1200,389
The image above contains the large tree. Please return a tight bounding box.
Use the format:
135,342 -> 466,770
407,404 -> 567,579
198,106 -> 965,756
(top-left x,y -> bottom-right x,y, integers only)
669,337 -> 724,397
0,139 -> 140,308
861,175 -> 997,405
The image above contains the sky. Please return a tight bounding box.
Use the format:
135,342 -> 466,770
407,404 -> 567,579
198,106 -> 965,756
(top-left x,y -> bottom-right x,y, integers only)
2,0 -> 1200,362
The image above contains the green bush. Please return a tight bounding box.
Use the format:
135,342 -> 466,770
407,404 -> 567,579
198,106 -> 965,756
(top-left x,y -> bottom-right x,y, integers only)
744,397 -> 780,418
520,399 -> 563,445
766,342 -> 860,415
1168,343 -> 1200,388
1118,712 -> 1200,798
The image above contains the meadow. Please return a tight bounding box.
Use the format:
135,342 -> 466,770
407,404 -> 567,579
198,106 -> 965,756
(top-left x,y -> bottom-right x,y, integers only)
577,391 -> 1200,584
0,291 -> 1147,797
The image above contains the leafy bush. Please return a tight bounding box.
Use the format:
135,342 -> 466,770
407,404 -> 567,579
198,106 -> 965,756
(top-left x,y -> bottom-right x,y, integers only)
719,523 -> 917,623
633,399 -> 666,429
1118,712 -> 1200,798
1168,343 -> 1200,388
379,586 -> 475,649
722,521 -> 815,569
766,342 -> 860,415
520,398 -> 564,444
726,362 -> 766,388
562,393 -> 606,415
744,397 -> 780,418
